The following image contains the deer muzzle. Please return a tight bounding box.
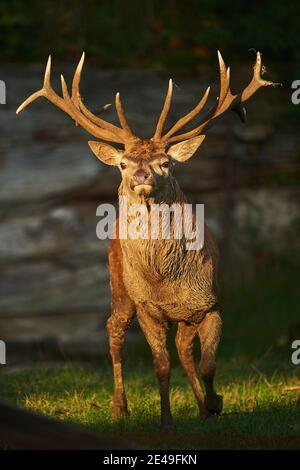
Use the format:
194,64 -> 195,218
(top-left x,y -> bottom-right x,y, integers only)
133,169 -> 152,186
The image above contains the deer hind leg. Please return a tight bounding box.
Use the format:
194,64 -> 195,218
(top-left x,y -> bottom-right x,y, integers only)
197,310 -> 223,415
175,322 -> 209,419
137,311 -> 174,430
107,238 -> 135,420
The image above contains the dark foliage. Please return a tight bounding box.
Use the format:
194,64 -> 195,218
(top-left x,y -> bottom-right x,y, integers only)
0,0 -> 299,71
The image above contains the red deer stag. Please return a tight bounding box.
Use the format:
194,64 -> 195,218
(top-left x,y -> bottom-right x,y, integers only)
17,52 -> 276,429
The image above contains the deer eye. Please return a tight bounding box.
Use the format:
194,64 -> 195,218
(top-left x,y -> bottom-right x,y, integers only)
161,161 -> 169,169
120,162 -> 127,170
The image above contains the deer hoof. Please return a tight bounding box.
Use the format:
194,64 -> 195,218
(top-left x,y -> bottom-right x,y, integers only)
112,404 -> 130,419
205,393 -> 223,415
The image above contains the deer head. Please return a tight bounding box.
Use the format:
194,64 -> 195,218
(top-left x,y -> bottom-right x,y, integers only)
17,51 -> 278,199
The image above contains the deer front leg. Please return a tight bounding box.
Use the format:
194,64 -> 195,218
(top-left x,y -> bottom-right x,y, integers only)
137,311 -> 174,430
198,310 -> 223,415
107,310 -> 134,419
107,237 -> 135,419
175,322 -> 209,419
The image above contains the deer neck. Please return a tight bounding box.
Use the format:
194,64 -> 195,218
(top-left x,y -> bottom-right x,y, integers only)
117,179 -> 199,281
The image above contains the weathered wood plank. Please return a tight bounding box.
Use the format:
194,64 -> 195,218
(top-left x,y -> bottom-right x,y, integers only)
0,259 -> 109,316
0,202 -> 109,262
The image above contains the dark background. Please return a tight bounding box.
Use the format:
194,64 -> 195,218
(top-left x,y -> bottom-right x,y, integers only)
1,0 -> 300,71
0,0 -> 299,364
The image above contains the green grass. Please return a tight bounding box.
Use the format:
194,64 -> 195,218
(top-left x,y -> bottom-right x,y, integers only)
1,359 -> 300,449
1,258 -> 300,449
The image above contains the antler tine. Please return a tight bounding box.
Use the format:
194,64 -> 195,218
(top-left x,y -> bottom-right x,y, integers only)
17,55 -> 89,119
198,55 -> 235,124
71,51 -> 85,104
17,54 -> 131,144
241,51 -> 279,102
214,67 -> 236,115
115,92 -> 134,138
16,56 -> 65,115
166,53 -> 236,143
217,51 -> 230,105
153,79 -> 173,140
166,51 -> 278,144
71,52 -> 125,137
194,55 -> 235,126
231,51 -> 280,124
207,51 -> 279,125
60,74 -> 124,143
162,86 -> 210,142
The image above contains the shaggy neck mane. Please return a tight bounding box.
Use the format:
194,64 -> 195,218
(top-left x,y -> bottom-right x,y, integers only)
118,179 -> 204,282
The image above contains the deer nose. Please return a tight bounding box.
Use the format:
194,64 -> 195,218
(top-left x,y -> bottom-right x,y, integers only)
133,169 -> 151,185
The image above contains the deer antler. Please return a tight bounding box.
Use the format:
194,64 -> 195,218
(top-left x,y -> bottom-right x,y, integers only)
16,54 -> 136,146
17,51 -> 278,151
153,79 -> 173,140
154,51 -> 279,144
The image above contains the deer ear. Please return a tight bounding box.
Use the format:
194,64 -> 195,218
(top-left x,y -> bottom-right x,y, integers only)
167,135 -> 206,162
88,141 -> 123,166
